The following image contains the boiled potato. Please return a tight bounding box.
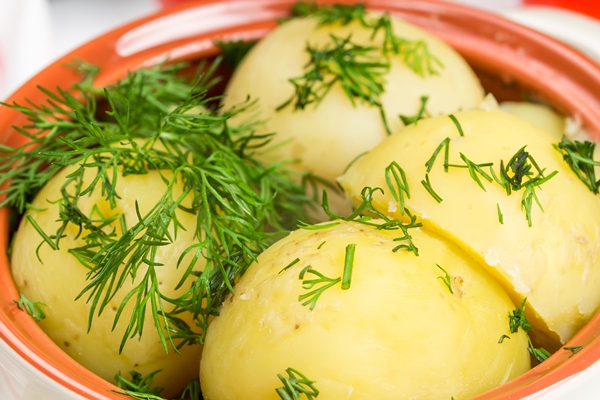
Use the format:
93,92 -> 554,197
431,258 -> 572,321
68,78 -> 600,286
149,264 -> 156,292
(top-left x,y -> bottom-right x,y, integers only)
339,109 -> 600,349
11,160 -> 202,397
499,101 -> 565,139
200,220 -> 530,400
222,12 -> 484,183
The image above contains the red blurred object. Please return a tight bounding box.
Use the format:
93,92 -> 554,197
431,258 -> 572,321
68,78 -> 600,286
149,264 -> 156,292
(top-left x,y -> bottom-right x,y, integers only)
524,0 -> 600,20
159,0 -> 193,7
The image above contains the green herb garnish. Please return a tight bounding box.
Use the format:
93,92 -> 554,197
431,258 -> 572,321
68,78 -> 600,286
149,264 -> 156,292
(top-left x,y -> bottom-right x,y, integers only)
280,2 -> 442,135
421,173 -> 443,203
293,2 -> 441,76
0,60 -> 314,354
505,298 -> 551,363
425,137 -> 450,173
492,147 -> 558,227
298,265 -> 341,310
277,34 -> 391,134
436,264 -> 453,294
385,161 -> 410,215
554,136 -> 600,193
341,243 -> 356,290
280,258 -> 301,274
320,187 -> 422,256
448,114 -> 464,137
399,96 -> 429,125
291,2 -> 366,26
447,153 -> 494,192
497,203 -> 504,224
276,367 -> 320,400
115,370 -> 163,398
564,345 -> 583,355
13,292 -> 47,321
215,39 -> 258,68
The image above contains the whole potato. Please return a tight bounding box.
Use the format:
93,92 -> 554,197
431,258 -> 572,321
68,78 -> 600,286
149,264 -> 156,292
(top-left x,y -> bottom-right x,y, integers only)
339,109 -> 600,349
200,220 -> 529,400
11,161 -> 202,397
222,11 -> 484,183
499,101 -> 565,139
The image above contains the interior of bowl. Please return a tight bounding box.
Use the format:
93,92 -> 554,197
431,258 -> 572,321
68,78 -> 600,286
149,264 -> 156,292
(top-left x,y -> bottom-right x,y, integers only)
1,0 -> 600,399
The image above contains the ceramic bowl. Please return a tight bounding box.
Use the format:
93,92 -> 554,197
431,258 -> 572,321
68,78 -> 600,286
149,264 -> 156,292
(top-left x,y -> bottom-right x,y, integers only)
2,0 -> 600,399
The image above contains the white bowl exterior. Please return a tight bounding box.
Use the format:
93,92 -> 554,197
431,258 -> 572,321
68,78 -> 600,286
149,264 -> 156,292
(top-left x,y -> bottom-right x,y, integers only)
0,338 -> 83,400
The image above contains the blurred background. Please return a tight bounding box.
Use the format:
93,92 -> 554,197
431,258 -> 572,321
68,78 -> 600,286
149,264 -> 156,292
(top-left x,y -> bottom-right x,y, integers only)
0,0 -> 599,100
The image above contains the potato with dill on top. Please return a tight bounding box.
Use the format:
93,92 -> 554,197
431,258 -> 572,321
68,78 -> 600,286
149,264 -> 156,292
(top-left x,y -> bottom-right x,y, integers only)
11,162 -> 202,397
199,220 -> 530,399
4,62 -> 313,398
221,3 -> 484,184
339,108 -> 600,351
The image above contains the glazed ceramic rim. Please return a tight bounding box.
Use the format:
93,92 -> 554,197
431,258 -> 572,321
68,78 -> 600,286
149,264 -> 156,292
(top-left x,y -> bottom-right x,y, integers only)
1,0 -> 600,399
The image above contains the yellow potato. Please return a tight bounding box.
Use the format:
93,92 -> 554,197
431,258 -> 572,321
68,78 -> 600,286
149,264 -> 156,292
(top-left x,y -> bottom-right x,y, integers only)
339,109 -> 600,349
11,162 -> 202,397
200,220 -> 530,400
222,13 -> 484,183
499,101 -> 565,139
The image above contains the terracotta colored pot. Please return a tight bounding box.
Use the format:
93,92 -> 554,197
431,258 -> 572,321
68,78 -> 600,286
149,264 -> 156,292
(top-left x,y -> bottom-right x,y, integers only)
1,0 -> 600,399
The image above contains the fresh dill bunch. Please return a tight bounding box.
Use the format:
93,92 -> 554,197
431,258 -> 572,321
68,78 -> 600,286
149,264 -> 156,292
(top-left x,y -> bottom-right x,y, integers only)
1,59 -> 314,353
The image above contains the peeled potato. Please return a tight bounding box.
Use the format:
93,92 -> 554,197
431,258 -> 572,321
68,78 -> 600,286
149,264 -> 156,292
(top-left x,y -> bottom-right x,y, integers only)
11,162 -> 202,397
339,109 -> 600,349
222,12 -> 484,183
500,101 -> 565,139
200,220 -> 529,400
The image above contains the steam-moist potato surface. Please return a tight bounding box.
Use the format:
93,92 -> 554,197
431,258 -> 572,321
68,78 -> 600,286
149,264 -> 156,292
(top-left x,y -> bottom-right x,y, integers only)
222,13 -> 484,182
200,220 -> 530,400
339,109 -> 600,349
11,163 -> 202,397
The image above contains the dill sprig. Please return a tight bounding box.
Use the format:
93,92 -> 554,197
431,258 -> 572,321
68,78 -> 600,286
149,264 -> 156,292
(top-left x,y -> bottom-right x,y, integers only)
504,298 -> 551,363
447,154 -> 493,192
276,367 -> 320,400
425,140 -> 557,226
341,243 -> 356,290
385,161 -> 410,215
491,147 -> 558,227
291,1 -> 366,26
115,370 -> 163,397
421,173 -> 443,203
215,39 -> 258,68
399,96 -> 429,125
291,2 -> 442,77
280,2 -> 442,135
1,60 -> 314,353
298,265 -> 341,310
436,264 -> 453,294
319,186 -> 423,256
277,34 -> 391,133
554,136 -> 600,193
13,292 -> 47,321
425,137 -> 450,173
